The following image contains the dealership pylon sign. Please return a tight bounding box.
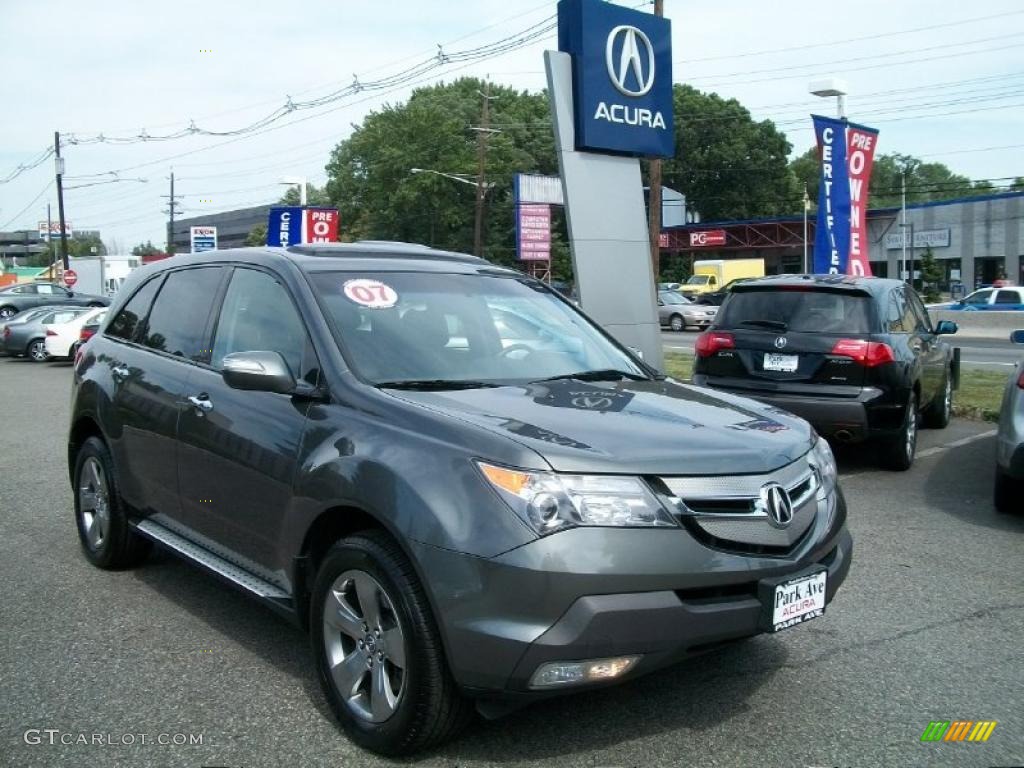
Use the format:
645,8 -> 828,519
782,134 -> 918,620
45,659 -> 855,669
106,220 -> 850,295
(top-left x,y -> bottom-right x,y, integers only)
267,207 -> 340,247
547,0 -> 671,367
812,115 -> 879,276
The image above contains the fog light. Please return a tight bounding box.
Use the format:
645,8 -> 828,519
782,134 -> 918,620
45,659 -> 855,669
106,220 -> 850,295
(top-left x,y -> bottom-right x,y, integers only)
529,655 -> 641,689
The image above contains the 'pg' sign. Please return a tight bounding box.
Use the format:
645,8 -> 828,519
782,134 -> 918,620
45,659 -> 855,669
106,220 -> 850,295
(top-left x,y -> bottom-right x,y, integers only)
303,208 -> 340,243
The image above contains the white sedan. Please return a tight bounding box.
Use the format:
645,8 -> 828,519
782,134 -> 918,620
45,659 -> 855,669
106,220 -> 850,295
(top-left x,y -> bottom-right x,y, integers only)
44,307 -> 107,359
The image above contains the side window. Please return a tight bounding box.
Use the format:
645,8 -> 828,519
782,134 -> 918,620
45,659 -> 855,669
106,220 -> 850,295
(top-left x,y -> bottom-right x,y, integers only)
107,276 -> 163,341
906,289 -> 932,333
995,290 -> 1020,305
210,268 -> 309,379
13,284 -> 36,294
963,289 -> 992,306
887,289 -> 910,333
142,267 -> 224,361
36,284 -> 60,295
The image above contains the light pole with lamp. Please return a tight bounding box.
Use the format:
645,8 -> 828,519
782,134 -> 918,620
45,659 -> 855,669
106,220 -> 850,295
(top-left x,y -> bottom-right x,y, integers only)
278,176 -> 307,207
808,79 -> 848,275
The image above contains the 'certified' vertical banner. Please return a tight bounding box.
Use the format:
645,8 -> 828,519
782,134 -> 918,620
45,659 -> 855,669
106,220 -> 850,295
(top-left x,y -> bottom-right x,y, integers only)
812,115 -> 850,275
845,124 -> 879,276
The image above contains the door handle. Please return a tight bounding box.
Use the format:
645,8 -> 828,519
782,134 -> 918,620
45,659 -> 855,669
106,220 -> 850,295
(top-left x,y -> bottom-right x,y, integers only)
187,394 -> 214,413
112,365 -> 129,380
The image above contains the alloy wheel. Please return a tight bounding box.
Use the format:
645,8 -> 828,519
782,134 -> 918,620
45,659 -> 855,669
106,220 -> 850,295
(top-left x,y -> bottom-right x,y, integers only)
78,457 -> 110,551
29,341 -> 48,362
322,570 -> 407,723
905,397 -> 918,461
0,308 -> 14,319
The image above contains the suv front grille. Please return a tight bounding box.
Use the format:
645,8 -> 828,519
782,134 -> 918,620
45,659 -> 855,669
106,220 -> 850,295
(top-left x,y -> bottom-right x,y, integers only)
657,458 -> 820,555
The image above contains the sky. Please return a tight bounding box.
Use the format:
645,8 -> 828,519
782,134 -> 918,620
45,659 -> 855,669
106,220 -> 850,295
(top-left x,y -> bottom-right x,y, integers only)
1,0 -> 1022,252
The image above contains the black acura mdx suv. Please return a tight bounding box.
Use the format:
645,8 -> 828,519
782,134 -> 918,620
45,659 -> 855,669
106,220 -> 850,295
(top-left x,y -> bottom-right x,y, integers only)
68,245 -> 852,755
693,274 -> 959,470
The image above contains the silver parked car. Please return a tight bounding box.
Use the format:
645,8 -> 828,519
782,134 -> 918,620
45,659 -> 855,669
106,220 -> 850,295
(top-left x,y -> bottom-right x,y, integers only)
0,306 -> 89,361
658,290 -> 718,331
995,329 -> 1024,513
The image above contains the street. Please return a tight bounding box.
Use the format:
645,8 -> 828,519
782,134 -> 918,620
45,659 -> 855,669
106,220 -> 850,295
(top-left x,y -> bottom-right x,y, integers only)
662,330 -> 1023,370
1,356 -> 1021,768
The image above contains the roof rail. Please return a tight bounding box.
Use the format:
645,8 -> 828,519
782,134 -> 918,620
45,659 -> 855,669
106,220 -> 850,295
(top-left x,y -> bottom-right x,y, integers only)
286,242 -> 484,263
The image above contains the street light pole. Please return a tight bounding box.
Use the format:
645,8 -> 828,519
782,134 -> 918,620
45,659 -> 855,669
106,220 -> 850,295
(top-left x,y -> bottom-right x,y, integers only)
901,172 -> 907,283
802,185 -> 810,273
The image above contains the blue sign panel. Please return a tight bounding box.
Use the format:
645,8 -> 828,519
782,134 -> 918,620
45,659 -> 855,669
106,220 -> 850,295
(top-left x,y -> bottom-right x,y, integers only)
812,115 -> 851,274
558,0 -> 674,158
267,206 -> 303,247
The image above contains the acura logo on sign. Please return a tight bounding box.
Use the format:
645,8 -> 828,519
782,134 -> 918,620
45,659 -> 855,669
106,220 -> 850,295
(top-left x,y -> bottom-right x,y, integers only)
606,25 -> 655,97
758,483 -> 794,528
774,336 -> 788,349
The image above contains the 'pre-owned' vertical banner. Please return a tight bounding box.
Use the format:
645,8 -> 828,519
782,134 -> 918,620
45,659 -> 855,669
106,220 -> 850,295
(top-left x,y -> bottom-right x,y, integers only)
845,123 -> 879,276
812,115 -> 850,274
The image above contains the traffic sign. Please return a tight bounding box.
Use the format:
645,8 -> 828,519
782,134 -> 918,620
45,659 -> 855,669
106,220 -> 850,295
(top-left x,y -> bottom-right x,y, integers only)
63,269 -> 78,288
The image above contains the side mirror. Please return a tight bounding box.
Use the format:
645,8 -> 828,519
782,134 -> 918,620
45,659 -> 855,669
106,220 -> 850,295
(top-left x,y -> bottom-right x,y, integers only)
222,350 -> 296,394
1011,329 -> 1024,345
935,320 -> 958,335
657,300 -> 664,306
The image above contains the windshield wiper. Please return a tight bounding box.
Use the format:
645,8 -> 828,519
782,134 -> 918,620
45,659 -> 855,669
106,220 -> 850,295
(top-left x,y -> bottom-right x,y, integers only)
737,319 -> 789,331
536,368 -> 648,383
376,379 -> 502,391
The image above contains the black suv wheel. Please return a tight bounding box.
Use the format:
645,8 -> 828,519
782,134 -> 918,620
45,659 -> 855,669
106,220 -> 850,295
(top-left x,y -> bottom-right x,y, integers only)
311,531 -> 471,756
879,394 -> 918,471
922,371 -> 952,429
73,437 -> 151,568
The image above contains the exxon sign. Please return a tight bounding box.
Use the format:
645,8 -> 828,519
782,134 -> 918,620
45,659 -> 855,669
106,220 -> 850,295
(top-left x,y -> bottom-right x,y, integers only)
558,0 -> 674,158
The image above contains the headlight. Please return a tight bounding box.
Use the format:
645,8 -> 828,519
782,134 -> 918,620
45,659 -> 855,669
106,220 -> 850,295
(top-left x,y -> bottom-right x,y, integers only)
477,462 -> 678,535
808,436 -> 838,498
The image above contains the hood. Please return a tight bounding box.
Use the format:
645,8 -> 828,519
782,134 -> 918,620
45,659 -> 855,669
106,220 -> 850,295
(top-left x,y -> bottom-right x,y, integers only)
387,378 -> 814,475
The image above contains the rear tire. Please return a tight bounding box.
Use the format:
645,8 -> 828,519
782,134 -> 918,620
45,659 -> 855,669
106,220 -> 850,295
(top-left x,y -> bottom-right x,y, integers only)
922,372 -> 952,429
311,531 -> 472,756
0,306 -> 16,320
994,468 -> 1021,514
27,339 -> 50,362
879,393 -> 918,471
73,436 -> 151,569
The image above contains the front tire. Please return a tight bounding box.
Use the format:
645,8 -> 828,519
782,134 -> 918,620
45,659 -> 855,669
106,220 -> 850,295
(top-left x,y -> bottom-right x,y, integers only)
922,372 -> 952,429
0,306 -> 16,320
73,436 -> 151,568
879,393 -> 918,471
669,314 -> 684,332
311,531 -> 471,756
27,339 -> 50,362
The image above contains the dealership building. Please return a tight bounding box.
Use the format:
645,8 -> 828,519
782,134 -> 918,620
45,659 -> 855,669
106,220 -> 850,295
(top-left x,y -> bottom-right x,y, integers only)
169,205 -> 271,254
660,191 -> 1024,289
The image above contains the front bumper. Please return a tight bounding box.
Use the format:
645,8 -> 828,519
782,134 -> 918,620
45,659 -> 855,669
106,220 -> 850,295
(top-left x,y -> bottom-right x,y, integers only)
412,490 -> 852,697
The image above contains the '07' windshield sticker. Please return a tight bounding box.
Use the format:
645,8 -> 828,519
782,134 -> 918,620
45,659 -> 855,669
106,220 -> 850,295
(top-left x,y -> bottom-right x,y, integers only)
343,279 -> 398,309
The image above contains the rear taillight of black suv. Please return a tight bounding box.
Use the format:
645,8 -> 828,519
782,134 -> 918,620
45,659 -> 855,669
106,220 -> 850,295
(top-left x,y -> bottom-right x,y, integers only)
829,339 -> 895,367
695,331 -> 735,357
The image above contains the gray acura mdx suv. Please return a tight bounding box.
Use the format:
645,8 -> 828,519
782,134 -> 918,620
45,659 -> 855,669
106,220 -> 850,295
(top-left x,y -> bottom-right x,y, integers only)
68,243 -> 852,755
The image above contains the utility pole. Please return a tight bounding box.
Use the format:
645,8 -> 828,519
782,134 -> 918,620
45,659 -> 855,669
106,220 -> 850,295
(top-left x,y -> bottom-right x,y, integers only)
46,203 -> 53,263
54,131 -> 70,272
900,172 -> 907,283
647,0 -> 664,285
802,184 -> 810,273
161,170 -> 183,255
473,82 -> 497,258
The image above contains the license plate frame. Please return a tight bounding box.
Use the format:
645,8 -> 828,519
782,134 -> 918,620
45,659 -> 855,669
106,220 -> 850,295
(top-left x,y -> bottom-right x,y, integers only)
763,353 -> 799,372
758,568 -> 827,633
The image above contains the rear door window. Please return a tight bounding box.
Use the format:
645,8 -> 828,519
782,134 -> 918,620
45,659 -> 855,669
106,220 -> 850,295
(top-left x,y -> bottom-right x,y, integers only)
718,289 -> 875,334
142,268 -> 224,361
995,289 -> 1021,305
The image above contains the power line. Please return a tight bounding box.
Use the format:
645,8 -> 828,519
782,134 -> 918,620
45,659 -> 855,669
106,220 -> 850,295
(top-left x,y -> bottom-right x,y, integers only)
0,181 -> 54,231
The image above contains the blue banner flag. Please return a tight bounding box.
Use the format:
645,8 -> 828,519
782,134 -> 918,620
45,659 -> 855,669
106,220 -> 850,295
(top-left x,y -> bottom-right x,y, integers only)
267,206 -> 304,247
812,115 -> 851,274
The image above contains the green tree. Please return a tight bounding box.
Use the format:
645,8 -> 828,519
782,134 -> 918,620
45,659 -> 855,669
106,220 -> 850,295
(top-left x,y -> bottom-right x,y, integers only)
790,149 -> 991,208
131,240 -> 162,257
660,84 -> 800,220
279,183 -> 332,207
245,223 -> 267,246
918,246 -> 943,303
67,233 -> 106,258
1011,176 -> 1024,192
324,77 -> 556,266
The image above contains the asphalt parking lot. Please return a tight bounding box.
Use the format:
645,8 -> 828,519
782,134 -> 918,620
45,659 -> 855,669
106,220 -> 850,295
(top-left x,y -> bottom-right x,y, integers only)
2,356 -> 1021,768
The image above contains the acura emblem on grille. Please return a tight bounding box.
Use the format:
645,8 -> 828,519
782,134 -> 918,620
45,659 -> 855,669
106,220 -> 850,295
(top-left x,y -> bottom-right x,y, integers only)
757,482 -> 794,528
774,336 -> 787,349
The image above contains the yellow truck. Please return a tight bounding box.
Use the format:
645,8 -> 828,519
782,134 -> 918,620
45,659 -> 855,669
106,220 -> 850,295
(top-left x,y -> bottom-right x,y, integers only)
678,258 -> 765,298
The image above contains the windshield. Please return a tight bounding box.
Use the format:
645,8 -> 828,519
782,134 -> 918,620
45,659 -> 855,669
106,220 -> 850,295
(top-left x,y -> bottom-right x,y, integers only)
686,275 -> 711,285
311,272 -> 647,385
718,289 -> 876,334
659,292 -> 688,305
